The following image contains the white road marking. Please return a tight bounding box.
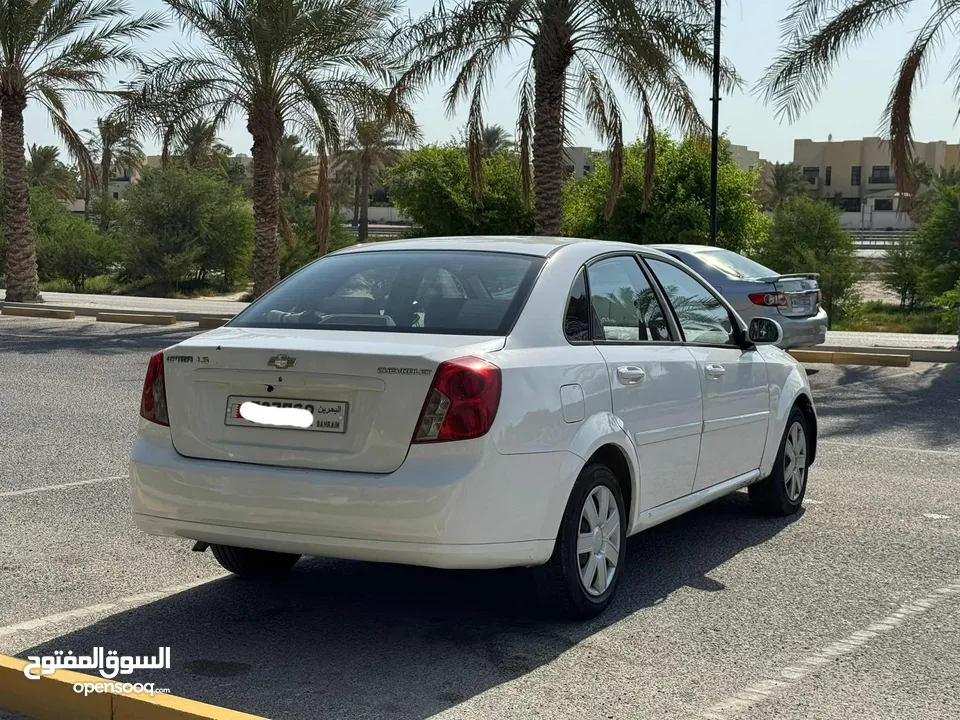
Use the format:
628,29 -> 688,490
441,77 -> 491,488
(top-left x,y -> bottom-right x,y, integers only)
923,513 -> 951,520
802,499 -> 822,505
698,579 -> 960,719
0,475 -> 127,498
0,578 -> 215,639
820,440 -> 960,457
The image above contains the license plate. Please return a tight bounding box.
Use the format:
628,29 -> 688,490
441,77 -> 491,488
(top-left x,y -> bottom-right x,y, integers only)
793,296 -> 811,308
225,396 -> 347,433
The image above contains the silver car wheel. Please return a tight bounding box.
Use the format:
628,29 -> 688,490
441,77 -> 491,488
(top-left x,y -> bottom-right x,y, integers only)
783,421 -> 807,502
577,486 -> 621,597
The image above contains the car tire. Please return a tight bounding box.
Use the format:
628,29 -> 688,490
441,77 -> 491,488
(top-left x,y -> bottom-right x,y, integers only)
210,544 -> 301,578
749,407 -> 809,516
532,462 -> 627,620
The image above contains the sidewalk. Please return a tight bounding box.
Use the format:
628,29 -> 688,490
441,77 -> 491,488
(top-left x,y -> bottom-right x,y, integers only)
2,290 -> 958,358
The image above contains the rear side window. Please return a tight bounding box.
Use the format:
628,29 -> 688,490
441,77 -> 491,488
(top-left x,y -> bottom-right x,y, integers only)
564,269 -> 590,342
231,250 -> 543,335
645,259 -> 737,346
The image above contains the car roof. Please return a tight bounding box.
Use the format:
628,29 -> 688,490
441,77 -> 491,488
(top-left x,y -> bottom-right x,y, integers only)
334,235 -> 675,261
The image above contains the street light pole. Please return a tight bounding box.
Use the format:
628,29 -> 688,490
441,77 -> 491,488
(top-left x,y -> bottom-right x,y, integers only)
708,0 -> 722,247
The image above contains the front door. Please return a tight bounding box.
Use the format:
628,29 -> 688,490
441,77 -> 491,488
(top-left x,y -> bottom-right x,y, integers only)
586,256 -> 703,511
644,258 -> 770,491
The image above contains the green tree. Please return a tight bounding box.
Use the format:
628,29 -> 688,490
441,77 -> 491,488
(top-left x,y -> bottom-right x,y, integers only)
150,0 -> 403,298
394,0 -> 735,236
27,145 -> 79,202
176,119 -> 233,172
386,144 -> 534,236
913,183 -> 960,300
0,0 -> 163,302
31,189 -> 119,292
882,236 -> 922,310
760,0 -> 960,194
119,167 -> 253,293
759,161 -> 808,210
564,135 -> 767,255
759,197 -> 859,324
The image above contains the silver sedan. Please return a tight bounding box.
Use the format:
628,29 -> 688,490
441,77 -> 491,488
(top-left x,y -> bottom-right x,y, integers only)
649,245 -> 828,349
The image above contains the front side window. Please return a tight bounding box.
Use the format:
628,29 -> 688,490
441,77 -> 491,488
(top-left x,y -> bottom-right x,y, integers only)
586,256 -> 671,342
231,250 -> 543,335
645,259 -> 737,346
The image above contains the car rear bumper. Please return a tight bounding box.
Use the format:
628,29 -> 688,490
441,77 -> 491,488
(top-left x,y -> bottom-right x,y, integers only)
129,421 -> 571,569
741,306 -> 828,349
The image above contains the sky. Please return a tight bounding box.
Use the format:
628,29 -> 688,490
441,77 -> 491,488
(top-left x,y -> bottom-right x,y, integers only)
22,0 -> 959,164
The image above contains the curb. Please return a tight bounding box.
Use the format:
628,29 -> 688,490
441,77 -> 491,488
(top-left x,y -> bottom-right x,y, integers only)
809,343 -> 960,364
0,301 -> 237,324
197,317 -> 229,329
0,655 -> 267,720
790,349 -> 911,367
1,305 -> 75,320
97,313 -> 177,326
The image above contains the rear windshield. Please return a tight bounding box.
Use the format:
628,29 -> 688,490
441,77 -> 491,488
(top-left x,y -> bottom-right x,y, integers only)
695,250 -> 777,279
230,250 -> 544,335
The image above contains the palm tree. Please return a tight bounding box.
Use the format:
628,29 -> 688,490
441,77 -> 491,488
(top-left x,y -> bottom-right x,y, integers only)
760,0 -> 960,195
83,116 -> 145,230
481,124 -> 513,155
120,78 -> 204,169
334,115 -> 418,241
149,0 -> 404,298
27,145 -> 79,202
762,161 -> 808,209
278,135 -> 315,198
0,0 -> 164,303
392,0 -> 734,235
176,118 -> 233,172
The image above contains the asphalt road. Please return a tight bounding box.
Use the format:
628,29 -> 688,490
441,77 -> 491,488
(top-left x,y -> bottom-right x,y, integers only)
1,316 -> 958,720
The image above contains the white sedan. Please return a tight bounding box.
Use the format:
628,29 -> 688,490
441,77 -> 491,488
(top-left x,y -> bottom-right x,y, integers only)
130,237 -> 817,619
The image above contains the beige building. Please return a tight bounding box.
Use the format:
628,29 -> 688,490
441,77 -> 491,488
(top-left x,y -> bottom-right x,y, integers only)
792,136 -> 960,213
729,144 -> 761,172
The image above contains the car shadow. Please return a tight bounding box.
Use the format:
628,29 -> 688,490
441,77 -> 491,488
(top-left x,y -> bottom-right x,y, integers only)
21,493 -> 802,720
814,362 -> 960,450
0,321 -> 199,356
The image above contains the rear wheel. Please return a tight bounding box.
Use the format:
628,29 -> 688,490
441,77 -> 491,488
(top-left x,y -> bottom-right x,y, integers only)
210,544 -> 301,577
749,407 -> 809,516
533,462 -> 626,620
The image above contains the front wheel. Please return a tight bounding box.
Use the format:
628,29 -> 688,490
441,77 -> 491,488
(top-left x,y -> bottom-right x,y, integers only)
749,407 -> 809,516
532,463 -> 627,620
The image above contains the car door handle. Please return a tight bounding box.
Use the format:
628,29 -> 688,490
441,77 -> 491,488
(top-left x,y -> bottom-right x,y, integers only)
617,366 -> 646,384
704,363 -> 725,380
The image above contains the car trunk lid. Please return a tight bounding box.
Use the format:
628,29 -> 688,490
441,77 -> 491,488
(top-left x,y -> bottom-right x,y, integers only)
164,326 -> 505,473
756,273 -> 821,318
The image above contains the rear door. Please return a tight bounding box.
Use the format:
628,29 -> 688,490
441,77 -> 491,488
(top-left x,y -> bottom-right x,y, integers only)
163,249 -> 543,473
585,255 -> 703,511
643,257 -> 770,492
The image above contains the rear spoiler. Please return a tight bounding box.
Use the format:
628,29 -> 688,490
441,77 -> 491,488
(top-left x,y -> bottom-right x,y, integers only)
754,273 -> 820,282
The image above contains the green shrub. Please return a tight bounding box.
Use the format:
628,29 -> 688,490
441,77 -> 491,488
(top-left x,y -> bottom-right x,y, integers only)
119,166 -> 253,294
758,197 -> 859,324
386,145 -> 534,236
563,135 -> 767,255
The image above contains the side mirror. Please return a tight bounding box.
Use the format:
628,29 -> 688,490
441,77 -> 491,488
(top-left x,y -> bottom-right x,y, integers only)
748,317 -> 783,346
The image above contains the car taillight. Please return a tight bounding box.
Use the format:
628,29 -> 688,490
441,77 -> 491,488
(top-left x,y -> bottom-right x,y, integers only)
815,290 -> 822,305
412,356 -> 501,443
140,351 -> 169,426
748,292 -> 788,307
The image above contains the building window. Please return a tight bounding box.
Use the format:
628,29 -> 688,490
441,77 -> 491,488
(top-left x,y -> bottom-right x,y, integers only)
825,166 -> 832,186
112,192 -> 119,200
870,165 -> 893,184
802,166 -> 819,184
851,166 -> 861,186
874,199 -> 894,211
839,197 -> 861,212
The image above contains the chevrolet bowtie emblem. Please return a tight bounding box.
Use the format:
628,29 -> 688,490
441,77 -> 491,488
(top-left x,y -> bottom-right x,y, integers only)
267,354 -> 296,369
